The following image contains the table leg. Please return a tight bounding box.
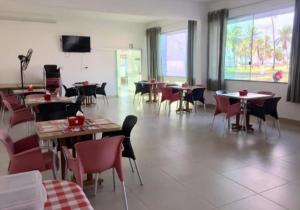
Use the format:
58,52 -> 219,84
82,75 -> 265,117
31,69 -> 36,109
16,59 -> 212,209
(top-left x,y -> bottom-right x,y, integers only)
185,101 -> 192,112
243,99 -> 248,133
176,91 -> 183,112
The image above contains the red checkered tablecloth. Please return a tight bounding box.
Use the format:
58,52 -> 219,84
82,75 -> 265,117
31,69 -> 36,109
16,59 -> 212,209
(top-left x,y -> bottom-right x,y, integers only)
43,180 -> 93,210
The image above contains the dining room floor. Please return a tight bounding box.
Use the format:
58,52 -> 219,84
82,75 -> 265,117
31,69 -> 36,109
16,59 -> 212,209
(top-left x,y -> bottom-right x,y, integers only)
1,96 -> 300,210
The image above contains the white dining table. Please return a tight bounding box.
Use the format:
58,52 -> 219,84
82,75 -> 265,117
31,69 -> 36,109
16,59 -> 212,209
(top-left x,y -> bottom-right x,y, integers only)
217,92 -> 272,132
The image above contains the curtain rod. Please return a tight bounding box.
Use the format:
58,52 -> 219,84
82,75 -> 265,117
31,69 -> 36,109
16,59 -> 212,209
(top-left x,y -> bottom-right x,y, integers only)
228,0 -> 281,10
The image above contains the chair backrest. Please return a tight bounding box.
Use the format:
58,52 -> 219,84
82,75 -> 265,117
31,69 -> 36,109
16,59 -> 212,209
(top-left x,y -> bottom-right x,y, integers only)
134,83 -> 143,94
122,115 -> 137,137
156,83 -> 166,92
81,85 -> 97,96
161,87 -> 173,100
62,146 -> 84,187
0,129 -> 15,156
63,85 -> 68,92
96,82 -> 107,95
257,91 -> 275,97
37,102 -> 71,121
141,84 -> 151,94
66,103 -> 82,117
75,136 -> 124,180
63,85 -> 78,97
192,88 -> 205,102
101,82 -> 107,90
0,91 -> 6,101
44,65 -> 60,78
215,95 -> 230,113
263,97 -> 281,119
2,99 -> 14,114
1,93 -> 19,105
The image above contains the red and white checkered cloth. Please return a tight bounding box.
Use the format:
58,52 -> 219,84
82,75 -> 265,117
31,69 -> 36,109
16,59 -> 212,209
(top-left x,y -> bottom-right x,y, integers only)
43,180 -> 93,210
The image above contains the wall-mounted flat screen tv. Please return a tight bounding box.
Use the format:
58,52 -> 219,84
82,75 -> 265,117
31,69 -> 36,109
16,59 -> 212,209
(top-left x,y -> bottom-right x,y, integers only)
62,35 -> 91,52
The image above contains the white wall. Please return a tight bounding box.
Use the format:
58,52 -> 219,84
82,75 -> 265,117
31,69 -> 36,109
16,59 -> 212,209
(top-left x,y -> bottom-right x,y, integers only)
0,17 -> 146,96
206,0 -> 300,121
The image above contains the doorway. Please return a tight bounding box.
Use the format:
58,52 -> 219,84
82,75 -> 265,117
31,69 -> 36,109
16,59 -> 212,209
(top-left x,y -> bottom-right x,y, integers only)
116,49 -> 142,97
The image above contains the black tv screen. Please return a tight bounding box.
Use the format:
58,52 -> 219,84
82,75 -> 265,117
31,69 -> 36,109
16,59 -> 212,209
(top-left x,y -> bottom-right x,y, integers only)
62,35 -> 91,52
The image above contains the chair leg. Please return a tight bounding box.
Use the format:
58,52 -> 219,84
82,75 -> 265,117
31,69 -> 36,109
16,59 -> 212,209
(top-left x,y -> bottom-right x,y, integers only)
277,120 -> 281,137
158,101 -> 162,113
94,173 -> 99,196
227,118 -> 231,131
264,120 -> 268,138
105,96 -> 109,104
1,107 -> 5,125
203,103 -> 206,112
121,181 -> 129,210
128,158 -> 134,173
211,115 -> 216,129
52,168 -> 57,180
112,169 -> 116,192
52,140 -> 58,179
257,118 -> 262,132
133,160 -> 143,186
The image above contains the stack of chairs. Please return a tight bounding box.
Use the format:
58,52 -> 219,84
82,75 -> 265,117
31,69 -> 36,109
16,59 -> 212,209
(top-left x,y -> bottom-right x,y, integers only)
44,65 -> 61,95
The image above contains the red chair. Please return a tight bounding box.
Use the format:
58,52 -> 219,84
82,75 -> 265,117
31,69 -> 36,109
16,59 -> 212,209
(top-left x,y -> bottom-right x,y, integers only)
62,136 -> 128,210
212,95 -> 241,130
0,92 -> 26,124
153,83 -> 166,95
2,99 -> 34,129
158,87 -> 181,112
0,129 -> 58,178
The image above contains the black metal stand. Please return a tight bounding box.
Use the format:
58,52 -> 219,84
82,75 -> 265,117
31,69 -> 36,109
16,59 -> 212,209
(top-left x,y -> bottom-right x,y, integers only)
20,61 -> 24,89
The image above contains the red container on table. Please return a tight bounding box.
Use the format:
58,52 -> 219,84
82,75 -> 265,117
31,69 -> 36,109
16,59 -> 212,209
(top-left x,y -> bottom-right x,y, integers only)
68,116 -> 85,127
239,90 -> 248,96
150,79 -> 156,83
68,117 -> 78,126
44,94 -> 51,101
83,81 -> 89,86
76,116 -> 85,125
27,84 -> 33,91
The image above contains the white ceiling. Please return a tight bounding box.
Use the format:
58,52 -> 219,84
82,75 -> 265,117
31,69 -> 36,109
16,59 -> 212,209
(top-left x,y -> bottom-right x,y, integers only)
0,0 -> 223,23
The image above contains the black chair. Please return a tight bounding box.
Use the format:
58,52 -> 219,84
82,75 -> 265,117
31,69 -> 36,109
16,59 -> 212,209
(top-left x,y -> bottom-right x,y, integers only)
247,97 -> 281,136
133,82 -> 143,103
75,95 -> 86,106
36,102 -> 72,121
78,85 -> 97,105
96,82 -> 108,104
102,115 -> 143,185
184,88 -> 206,112
141,83 -> 151,97
63,85 -> 78,98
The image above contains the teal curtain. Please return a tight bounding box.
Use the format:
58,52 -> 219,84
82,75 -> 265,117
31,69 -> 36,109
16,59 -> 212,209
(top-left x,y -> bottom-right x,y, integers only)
287,0 -> 300,103
187,20 -> 197,85
146,27 -> 161,81
207,9 -> 228,91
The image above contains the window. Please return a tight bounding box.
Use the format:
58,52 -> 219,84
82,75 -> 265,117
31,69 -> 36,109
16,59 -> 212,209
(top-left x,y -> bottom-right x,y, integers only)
225,8 -> 294,82
160,30 -> 188,78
